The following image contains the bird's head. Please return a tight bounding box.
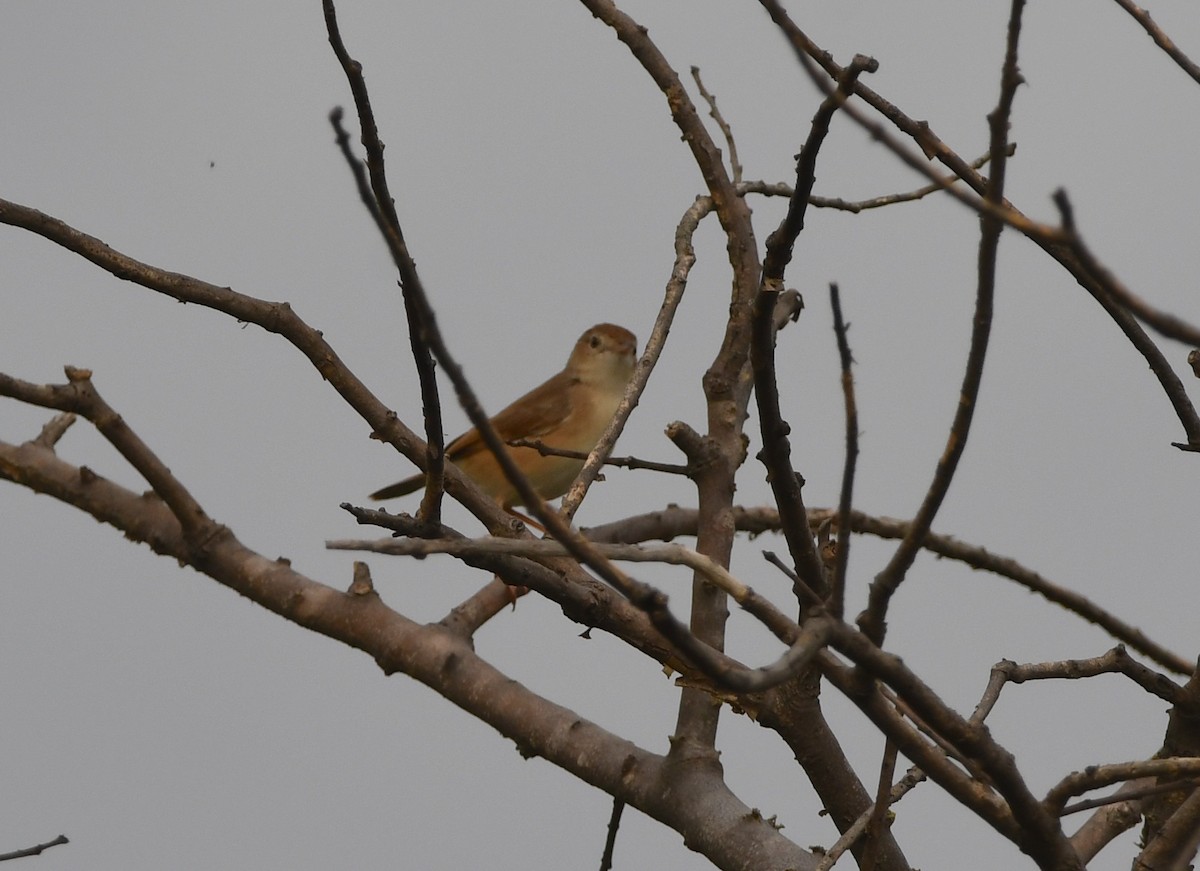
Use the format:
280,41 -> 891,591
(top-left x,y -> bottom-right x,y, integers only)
567,323 -> 637,388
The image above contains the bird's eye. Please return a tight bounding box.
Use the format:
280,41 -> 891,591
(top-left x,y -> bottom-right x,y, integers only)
589,334 -> 603,349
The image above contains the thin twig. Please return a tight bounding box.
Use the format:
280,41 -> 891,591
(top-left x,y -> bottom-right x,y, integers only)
858,739 -> 899,871
599,798 -> 625,871
508,439 -> 690,476
1111,0 -> 1200,86
756,0 -> 1200,457
690,67 -> 743,184
752,56 -> 876,604
761,550 -> 824,612
0,835 -> 69,862
730,147 -> 1013,215
0,369 -> 212,538
32,412 -> 76,449
1070,777 -> 1155,862
809,146 -> 1015,212
817,653 -> 1020,841
1063,778 -> 1197,816
814,768 -> 925,871
829,614 -> 1074,859
558,190 -> 708,519
756,0 -> 1062,241
1051,189 -> 1200,449
585,504 -> 1193,676
859,2 -> 1023,647
990,648 -> 1183,705
828,284 -> 857,620
1045,758 -> 1200,816
324,4 -> 447,522
1088,270 -> 1200,348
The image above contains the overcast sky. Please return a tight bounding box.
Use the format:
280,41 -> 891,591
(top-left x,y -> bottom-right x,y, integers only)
3,2 -> 1200,869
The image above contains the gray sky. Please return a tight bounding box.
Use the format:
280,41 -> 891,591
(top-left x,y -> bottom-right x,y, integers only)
3,1 -> 1199,869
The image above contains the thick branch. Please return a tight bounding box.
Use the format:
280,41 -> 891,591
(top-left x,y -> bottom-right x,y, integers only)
578,0 -> 763,755
0,432 -> 816,871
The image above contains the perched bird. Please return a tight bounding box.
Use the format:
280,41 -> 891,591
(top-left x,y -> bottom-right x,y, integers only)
371,323 -> 637,508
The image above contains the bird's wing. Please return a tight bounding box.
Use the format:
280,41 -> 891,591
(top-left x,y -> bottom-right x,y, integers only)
446,372 -> 576,463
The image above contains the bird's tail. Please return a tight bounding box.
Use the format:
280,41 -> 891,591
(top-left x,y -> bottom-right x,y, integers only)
368,474 -> 424,501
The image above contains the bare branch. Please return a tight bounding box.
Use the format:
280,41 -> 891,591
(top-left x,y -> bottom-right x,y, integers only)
1111,0 -> 1200,86
0,834 -> 69,863
439,578 -> 529,638
690,66 -> 744,184
990,649 -> 1183,705
761,550 -> 825,612
1045,759 -> 1200,817
1088,268 -> 1200,348
752,57 -> 876,607
506,440 -> 689,476
860,1 -> 1024,647
1051,189 -> 1200,449
0,197 -> 543,537
32,412 -> 76,449
1066,777 -> 1190,817
0,369 -> 212,538
756,0 -> 1200,455
1135,783 -> 1200,871
0,429 -> 816,870
840,512 -> 1192,676
330,537 -> 753,602
814,768 -> 925,871
858,740 -> 900,871
828,284 -> 858,620
587,504 -> 1193,676
560,190 -> 719,517
817,654 -> 1020,841
330,534 -> 837,692
324,6 -> 448,522
598,798 -> 624,871
831,604 -> 1081,866
1070,777 -> 1157,861
341,505 -> 689,670
809,145 -> 1016,212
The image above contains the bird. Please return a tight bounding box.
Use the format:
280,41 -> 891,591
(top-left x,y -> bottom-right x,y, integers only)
371,323 -> 637,509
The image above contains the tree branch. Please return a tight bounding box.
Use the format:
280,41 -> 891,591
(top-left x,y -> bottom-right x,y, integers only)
752,56 -> 875,606
988,648 -> 1183,706
0,835 -> 69,863
860,1 -> 1023,647
757,0 -> 1200,452
1111,0 -> 1200,86
0,430 -> 817,871
828,284 -> 858,620
1050,189 -> 1200,449
1046,759 -> 1200,817
577,0 -> 763,756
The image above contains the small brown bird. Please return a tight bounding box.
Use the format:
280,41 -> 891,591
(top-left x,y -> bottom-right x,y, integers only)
371,323 -> 637,508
